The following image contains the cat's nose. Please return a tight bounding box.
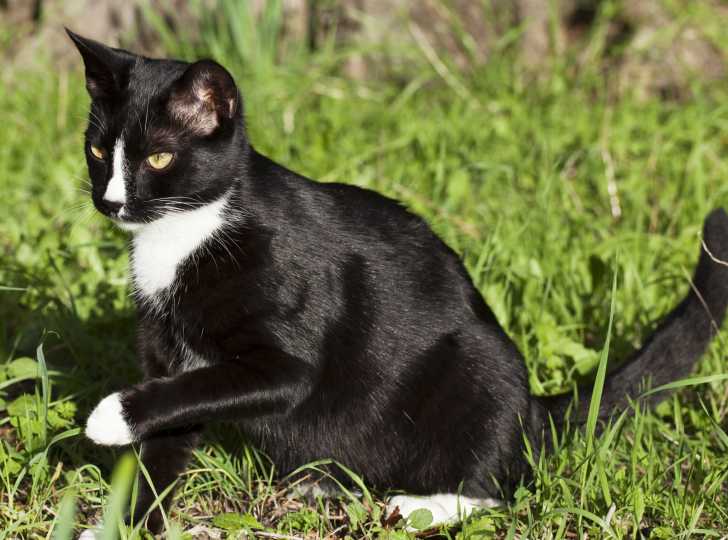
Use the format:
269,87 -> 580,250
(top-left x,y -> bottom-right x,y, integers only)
101,198 -> 123,215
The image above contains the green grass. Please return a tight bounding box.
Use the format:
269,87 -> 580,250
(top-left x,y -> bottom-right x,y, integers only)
2,2 -> 728,538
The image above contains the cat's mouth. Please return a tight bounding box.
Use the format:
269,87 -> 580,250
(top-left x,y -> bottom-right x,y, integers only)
100,202 -> 147,232
111,212 -> 146,232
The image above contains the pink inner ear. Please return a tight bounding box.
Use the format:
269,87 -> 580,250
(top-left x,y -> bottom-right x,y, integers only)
169,82 -> 220,136
168,60 -> 239,133
194,84 -> 215,104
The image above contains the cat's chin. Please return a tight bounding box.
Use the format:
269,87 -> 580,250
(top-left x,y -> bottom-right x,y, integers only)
112,218 -> 145,232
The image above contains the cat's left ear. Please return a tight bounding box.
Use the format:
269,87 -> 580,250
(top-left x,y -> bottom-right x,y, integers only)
167,60 -> 241,136
66,28 -> 135,100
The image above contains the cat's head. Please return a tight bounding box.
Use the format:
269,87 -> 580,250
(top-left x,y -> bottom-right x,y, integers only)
67,29 -> 246,230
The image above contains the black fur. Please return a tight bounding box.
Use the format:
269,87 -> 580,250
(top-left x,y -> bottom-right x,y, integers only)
68,29 -> 728,533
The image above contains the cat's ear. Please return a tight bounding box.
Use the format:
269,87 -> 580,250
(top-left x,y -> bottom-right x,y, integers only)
66,28 -> 135,100
167,60 -> 241,136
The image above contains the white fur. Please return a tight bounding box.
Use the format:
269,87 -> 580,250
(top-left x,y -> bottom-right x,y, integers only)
386,494 -> 500,530
78,528 -> 99,540
179,339 -> 210,371
131,195 -> 229,296
114,217 -> 144,232
104,138 -> 127,205
85,392 -> 133,446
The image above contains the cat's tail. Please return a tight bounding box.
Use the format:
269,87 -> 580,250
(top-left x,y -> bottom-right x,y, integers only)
537,208 -> 728,433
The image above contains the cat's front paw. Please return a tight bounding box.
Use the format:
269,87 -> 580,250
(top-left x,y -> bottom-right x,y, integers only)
86,392 -> 134,446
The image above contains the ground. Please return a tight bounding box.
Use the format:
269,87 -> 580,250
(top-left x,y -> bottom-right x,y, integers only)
1,8 -> 728,539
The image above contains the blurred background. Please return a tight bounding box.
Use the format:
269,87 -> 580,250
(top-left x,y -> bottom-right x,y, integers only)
2,1 -> 728,537
3,0 -> 728,97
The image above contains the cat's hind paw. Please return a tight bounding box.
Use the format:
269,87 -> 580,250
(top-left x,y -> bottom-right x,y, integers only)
385,493 -> 501,531
86,392 -> 134,446
78,526 -> 101,540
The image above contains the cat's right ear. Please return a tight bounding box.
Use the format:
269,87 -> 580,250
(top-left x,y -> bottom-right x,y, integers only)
66,28 -> 134,100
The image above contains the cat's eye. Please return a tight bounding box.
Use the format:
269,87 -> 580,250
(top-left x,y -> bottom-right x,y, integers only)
90,145 -> 106,160
146,152 -> 174,170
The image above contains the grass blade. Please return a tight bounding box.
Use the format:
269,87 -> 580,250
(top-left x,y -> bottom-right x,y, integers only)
640,374 -> 728,398
52,490 -> 77,540
35,342 -> 50,447
585,266 -> 618,449
100,452 -> 136,540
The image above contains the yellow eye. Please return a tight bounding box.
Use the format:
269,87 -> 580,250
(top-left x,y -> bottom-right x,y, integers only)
90,145 -> 106,160
146,152 -> 174,170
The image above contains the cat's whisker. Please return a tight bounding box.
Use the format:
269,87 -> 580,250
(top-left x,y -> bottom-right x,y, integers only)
64,205 -> 97,230
87,120 -> 104,133
82,114 -> 106,134
69,173 -> 93,188
209,230 -> 240,270
155,199 -> 201,206
148,195 -> 204,204
55,199 -> 93,215
72,112 -> 98,131
65,201 -> 93,212
87,109 -> 108,132
150,202 -> 204,215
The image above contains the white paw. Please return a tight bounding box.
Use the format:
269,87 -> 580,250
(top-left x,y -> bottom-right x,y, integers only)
78,528 -> 99,540
386,494 -> 501,530
85,392 -> 134,446
387,494 -> 452,528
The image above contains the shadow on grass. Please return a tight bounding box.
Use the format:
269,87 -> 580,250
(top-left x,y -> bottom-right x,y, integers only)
1,273 -> 139,473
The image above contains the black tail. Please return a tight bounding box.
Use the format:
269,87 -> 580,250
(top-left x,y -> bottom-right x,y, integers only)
539,208 -> 728,429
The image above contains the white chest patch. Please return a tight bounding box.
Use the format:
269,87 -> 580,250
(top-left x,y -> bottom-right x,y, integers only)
131,195 -> 229,297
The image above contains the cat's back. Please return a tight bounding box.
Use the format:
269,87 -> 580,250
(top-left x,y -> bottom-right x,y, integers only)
230,150 -> 499,338
244,150 -> 456,265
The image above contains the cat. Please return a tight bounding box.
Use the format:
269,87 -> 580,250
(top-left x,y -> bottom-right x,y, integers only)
67,29 -> 728,535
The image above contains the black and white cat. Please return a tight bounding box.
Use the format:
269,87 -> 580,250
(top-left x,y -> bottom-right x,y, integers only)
67,29 -> 728,534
